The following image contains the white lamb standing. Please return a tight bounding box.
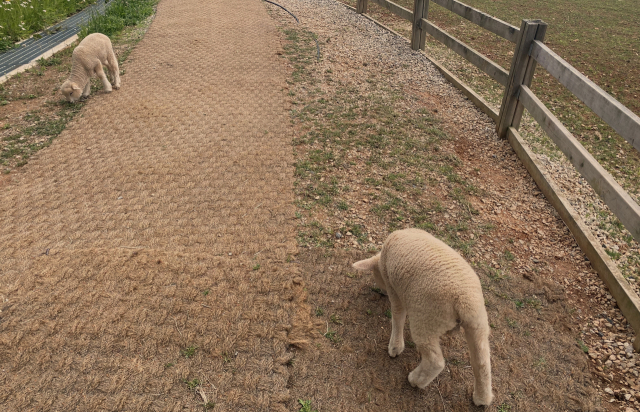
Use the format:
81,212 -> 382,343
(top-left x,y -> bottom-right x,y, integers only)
353,228 -> 493,406
61,33 -> 120,102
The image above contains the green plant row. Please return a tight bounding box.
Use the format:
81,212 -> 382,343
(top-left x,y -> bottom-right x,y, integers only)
0,0 -> 97,52
79,0 -> 158,39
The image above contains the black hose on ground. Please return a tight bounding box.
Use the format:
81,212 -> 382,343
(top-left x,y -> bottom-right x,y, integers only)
263,0 -> 299,23
262,0 -> 321,61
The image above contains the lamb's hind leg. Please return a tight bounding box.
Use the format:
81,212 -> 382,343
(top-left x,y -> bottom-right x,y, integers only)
408,338 -> 445,389
387,288 -> 406,357
94,62 -> 112,92
107,50 -> 120,89
464,324 -> 493,406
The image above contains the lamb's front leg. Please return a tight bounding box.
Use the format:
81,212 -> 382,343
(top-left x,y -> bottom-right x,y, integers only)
387,290 -> 406,357
95,62 -> 112,93
82,81 -> 91,97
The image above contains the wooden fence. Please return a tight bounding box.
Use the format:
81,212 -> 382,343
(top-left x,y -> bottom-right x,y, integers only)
355,0 -> 640,349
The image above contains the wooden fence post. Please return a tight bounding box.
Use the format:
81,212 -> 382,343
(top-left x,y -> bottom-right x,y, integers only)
411,0 -> 430,50
497,19 -> 547,138
357,0 -> 369,14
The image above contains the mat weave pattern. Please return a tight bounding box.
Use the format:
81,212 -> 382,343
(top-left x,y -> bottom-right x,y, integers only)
0,0 -> 308,410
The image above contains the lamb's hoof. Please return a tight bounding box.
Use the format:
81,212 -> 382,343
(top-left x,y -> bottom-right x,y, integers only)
408,371 -> 426,389
388,342 -> 404,358
473,390 -> 494,406
104,88 -> 113,93
113,84 -> 120,90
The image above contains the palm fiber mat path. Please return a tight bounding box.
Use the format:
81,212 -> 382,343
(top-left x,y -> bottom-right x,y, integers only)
0,0 -> 312,410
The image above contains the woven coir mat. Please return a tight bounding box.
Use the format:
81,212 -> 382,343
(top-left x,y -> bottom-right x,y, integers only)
0,0 -> 312,410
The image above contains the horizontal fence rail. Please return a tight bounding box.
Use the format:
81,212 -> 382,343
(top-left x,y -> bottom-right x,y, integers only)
519,86 -> 640,243
530,41 -> 640,153
430,0 -> 519,43
421,19 -> 509,86
370,0 -> 414,22
423,54 -> 499,121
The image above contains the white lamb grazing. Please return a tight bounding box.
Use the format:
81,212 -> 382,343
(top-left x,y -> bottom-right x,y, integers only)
353,228 -> 493,406
61,33 -> 120,102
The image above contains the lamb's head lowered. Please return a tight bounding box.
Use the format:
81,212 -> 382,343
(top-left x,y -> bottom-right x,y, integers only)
352,253 -> 387,296
60,81 -> 84,103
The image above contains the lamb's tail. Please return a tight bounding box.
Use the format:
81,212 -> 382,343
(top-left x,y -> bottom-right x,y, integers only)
463,317 -> 494,406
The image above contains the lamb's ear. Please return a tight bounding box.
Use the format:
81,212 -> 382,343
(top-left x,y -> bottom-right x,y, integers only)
72,85 -> 82,91
352,254 -> 380,272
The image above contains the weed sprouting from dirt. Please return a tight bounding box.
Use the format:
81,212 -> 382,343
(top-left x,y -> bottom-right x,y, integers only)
183,378 -> 201,390
181,345 -> 198,358
497,402 -> 512,412
504,249 -> 515,261
323,328 -> 341,344
298,399 -> 318,412
534,357 -> 547,370
577,340 -> 589,354
38,56 -> 63,67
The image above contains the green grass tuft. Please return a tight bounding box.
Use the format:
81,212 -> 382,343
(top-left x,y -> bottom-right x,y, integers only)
180,345 -> 198,358
80,0 -> 158,39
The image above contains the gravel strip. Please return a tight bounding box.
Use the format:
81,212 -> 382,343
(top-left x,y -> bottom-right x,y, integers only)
520,120 -> 640,286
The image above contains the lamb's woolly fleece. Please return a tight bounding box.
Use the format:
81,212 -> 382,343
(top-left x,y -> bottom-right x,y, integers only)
61,33 -> 120,102
353,228 -> 493,406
